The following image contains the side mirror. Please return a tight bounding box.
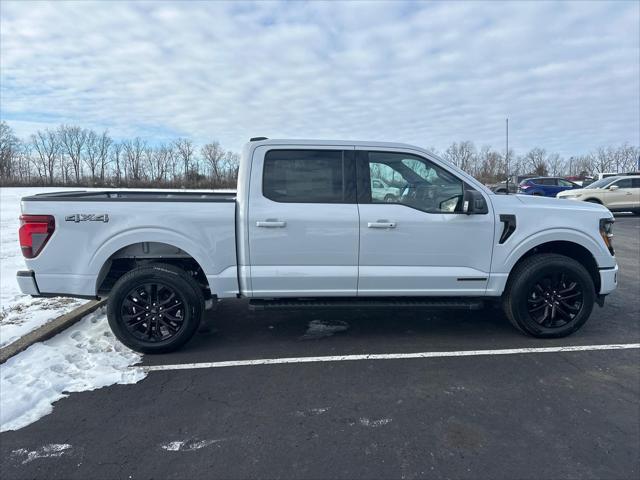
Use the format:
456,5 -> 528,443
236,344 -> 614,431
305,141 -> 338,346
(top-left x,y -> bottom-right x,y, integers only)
462,189 -> 488,215
609,185 -> 619,191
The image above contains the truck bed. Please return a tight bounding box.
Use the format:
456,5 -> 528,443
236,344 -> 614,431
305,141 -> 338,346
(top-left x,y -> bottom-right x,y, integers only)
21,190 -> 236,202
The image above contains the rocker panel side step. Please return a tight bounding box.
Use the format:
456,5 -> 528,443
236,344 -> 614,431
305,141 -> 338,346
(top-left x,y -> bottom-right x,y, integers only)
249,297 -> 485,311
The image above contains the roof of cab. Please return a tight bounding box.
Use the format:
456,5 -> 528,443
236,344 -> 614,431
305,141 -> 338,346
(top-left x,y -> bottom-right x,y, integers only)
246,138 -> 420,150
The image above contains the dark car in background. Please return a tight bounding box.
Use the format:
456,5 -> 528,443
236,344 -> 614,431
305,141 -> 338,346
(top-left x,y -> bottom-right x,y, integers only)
490,174 -> 536,194
518,177 -> 582,197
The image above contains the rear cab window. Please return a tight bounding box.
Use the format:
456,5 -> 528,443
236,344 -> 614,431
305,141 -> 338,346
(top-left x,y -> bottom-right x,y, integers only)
262,149 -> 355,203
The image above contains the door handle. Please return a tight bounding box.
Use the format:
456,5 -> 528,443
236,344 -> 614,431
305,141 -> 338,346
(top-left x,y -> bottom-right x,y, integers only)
256,220 -> 287,228
367,221 -> 396,229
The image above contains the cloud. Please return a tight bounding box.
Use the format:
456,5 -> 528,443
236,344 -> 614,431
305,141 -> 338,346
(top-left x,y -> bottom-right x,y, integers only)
1,0 -> 638,156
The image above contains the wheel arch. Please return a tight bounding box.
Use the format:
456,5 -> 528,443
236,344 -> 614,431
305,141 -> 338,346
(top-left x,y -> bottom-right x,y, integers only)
91,229 -> 214,296
505,240 -> 601,294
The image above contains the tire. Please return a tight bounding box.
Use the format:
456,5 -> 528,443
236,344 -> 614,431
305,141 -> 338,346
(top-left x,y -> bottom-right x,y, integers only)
107,263 -> 205,353
384,194 -> 396,203
585,198 -> 601,204
502,254 -> 595,338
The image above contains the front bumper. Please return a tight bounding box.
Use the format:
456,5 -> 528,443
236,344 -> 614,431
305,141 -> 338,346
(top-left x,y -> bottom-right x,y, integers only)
599,264 -> 618,295
17,270 -> 40,295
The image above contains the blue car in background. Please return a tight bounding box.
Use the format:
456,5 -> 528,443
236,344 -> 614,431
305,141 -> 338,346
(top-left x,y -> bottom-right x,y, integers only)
518,177 -> 582,197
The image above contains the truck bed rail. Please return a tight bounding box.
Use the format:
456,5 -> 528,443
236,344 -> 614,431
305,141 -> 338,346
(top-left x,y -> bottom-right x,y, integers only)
21,190 -> 236,202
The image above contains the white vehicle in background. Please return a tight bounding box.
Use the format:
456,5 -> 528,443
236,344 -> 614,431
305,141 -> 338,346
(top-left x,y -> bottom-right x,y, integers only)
371,178 -> 401,202
557,175 -> 640,214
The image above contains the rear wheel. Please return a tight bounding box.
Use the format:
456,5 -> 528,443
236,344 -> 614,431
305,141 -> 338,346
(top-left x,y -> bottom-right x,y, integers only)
107,263 -> 204,353
502,254 -> 595,338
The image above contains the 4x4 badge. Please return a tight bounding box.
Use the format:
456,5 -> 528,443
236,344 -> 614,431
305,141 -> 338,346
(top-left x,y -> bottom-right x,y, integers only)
65,214 -> 109,223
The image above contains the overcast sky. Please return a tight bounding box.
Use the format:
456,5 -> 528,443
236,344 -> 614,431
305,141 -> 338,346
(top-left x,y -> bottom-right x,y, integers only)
1,0 -> 638,156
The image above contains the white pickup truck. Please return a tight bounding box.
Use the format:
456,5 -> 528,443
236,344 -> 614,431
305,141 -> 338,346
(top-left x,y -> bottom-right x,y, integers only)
17,138 -> 618,353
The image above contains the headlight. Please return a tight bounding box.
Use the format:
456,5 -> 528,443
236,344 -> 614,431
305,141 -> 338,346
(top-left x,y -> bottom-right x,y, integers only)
599,218 -> 615,255
561,193 -> 581,199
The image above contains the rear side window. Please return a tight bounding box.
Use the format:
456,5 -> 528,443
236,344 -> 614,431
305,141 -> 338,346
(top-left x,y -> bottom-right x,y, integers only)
538,178 -> 556,185
263,150 -> 351,203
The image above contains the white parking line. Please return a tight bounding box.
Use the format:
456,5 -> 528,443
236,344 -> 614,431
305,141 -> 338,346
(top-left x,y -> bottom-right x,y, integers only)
141,343 -> 640,372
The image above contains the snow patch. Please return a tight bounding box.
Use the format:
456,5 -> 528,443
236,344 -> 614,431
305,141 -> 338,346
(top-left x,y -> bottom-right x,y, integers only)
358,417 -> 393,428
0,308 -> 146,432
161,439 -> 226,451
11,444 -> 73,464
295,407 -> 330,417
300,319 -> 349,340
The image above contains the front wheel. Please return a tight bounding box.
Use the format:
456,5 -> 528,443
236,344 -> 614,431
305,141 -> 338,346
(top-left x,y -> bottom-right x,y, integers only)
502,254 -> 595,338
107,263 -> 204,353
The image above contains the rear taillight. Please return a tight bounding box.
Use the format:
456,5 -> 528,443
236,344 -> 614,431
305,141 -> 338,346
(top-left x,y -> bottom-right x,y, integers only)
19,215 -> 55,258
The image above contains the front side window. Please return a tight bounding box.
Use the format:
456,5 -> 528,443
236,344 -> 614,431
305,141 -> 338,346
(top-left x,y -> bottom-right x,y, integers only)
364,152 -> 464,213
611,178 -> 633,188
263,150 -> 347,203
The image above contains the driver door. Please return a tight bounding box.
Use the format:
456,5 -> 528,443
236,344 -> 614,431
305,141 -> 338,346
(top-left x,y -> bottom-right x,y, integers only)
356,149 -> 495,296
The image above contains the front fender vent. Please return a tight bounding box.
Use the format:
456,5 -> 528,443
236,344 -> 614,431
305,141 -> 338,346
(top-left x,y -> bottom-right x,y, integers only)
499,214 -> 516,244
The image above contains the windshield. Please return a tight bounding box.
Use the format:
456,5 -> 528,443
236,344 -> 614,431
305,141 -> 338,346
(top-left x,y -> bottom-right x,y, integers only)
587,177 -> 619,189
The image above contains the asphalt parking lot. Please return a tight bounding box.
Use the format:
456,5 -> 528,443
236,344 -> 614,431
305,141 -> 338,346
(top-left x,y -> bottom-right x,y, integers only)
2,215 -> 639,480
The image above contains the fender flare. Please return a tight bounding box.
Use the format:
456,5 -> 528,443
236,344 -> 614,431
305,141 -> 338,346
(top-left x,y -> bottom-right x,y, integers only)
502,227 -> 609,272
88,227 -> 214,286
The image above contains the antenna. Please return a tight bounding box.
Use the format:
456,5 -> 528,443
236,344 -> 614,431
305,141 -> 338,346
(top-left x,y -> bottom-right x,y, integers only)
505,118 -> 509,195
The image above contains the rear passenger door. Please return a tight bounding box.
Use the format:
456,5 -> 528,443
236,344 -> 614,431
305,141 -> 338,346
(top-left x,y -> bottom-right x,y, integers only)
247,146 -> 359,297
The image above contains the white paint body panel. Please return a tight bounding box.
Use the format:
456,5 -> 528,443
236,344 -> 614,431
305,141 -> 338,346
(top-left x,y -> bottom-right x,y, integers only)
20,139 -> 617,300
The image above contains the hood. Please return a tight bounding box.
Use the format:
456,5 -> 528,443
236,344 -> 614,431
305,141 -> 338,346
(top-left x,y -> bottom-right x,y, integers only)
513,193 -> 609,212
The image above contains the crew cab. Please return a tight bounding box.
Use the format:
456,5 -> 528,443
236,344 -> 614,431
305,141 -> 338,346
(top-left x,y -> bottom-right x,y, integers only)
17,139 -> 618,353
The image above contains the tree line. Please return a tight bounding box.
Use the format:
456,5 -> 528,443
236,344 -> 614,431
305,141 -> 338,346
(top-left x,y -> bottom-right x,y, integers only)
0,121 -> 240,188
1,120 -> 638,188
439,141 -> 639,184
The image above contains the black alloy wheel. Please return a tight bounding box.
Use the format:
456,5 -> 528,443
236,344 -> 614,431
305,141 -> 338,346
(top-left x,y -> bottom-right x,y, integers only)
121,281 -> 186,342
107,263 -> 204,353
526,272 -> 584,328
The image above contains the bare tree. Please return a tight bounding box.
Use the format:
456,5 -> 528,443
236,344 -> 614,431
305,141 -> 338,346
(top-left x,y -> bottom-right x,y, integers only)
201,141 -> 225,184
524,148 -> 549,176
222,151 -> 240,184
477,146 -> 504,183
30,129 -> 59,184
444,141 -> 476,174
110,142 -> 123,186
547,153 -> 564,176
58,125 -> 87,184
123,137 -> 146,182
593,147 -> 613,173
84,129 -> 100,185
97,131 -> 113,183
0,121 -> 20,180
174,138 -> 195,180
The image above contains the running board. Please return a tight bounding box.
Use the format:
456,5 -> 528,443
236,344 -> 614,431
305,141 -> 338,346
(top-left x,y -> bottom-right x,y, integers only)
249,297 -> 485,311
